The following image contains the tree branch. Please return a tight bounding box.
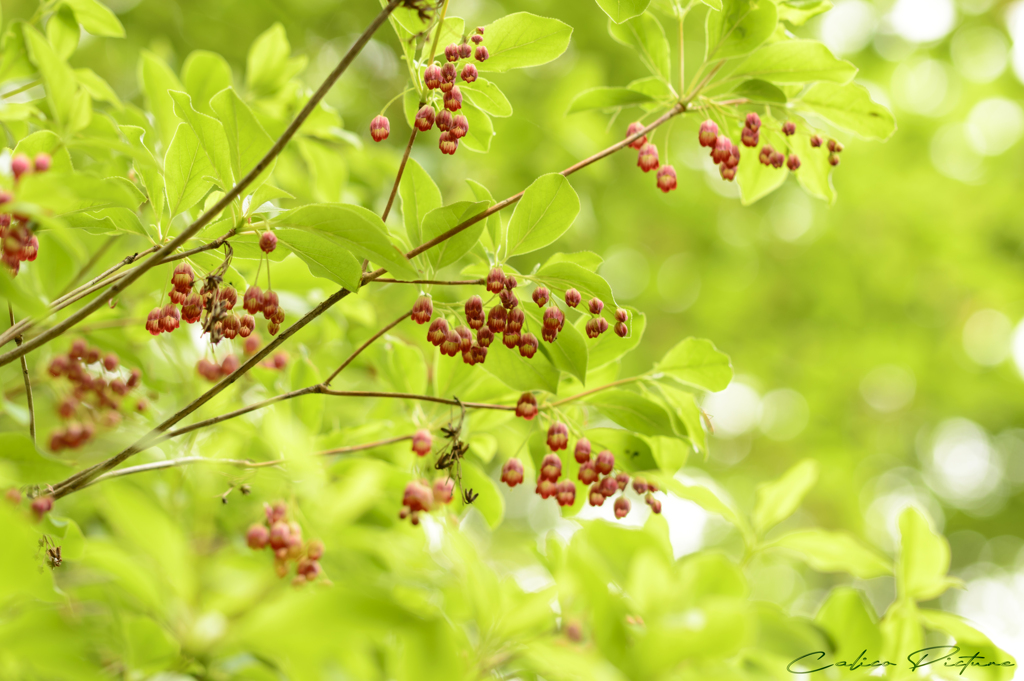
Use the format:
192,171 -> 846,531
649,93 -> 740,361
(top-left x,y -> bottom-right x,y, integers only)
80,456 -> 282,489
372,278 -> 484,285
0,0 -> 404,367
7,304 -> 34,443
382,127 -> 418,222
317,435 -> 412,456
324,309 -> 409,386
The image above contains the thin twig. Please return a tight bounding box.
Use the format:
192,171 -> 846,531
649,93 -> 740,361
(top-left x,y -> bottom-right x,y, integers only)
0,0 -> 404,368
373,278 -> 484,285
317,435 -> 412,456
548,376 -> 644,407
382,127 -> 419,222
324,309 -> 409,385
81,456 -> 282,489
7,304 -> 34,443
164,386 -> 322,441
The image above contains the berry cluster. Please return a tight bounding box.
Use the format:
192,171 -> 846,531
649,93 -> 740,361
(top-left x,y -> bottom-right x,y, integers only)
500,419 -> 663,517
370,26 -> 489,156
399,477 -> 455,525
46,339 -> 145,451
246,501 -> 325,585
626,122 -> 678,194
410,269 -> 630,366
0,153 -> 51,276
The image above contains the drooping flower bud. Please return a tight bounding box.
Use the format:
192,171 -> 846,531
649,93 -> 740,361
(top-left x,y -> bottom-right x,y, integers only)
720,164 -> 736,180
160,304 -> 180,333
402,481 -> 434,513
412,295 -> 434,324
786,154 -> 801,171
627,121 -> 647,149
516,393 -> 538,420
698,119 -> 719,147
555,480 -> 576,507
486,267 -> 506,294
172,262 -> 194,292
564,288 -> 581,308
439,131 -> 458,155
415,105 -> 435,132
656,165 -> 677,193
519,332 -> 538,358
810,134 -> 823,148
637,142 -> 660,172
711,135 -> 733,164
487,305 -> 507,333
219,286 -> 238,310
412,429 -> 432,456
540,453 -> 562,481
578,459 -> 599,484
33,153 -> 51,172
827,139 -> 843,153
427,318 -> 449,346
260,230 -> 277,253
440,63 -> 457,92
441,329 -> 462,357
615,471 -> 630,491
588,484 -> 605,507
182,292 -> 203,323
459,42 -> 473,59
450,114 -> 468,140
501,458 -> 524,487
614,321 -> 628,338
247,524 -> 270,549
507,308 -> 524,333
261,290 -> 279,320
595,450 -> 615,475
533,286 -> 549,307
598,475 -> 618,498
221,314 -> 241,340
444,43 -> 460,62
244,286 -> 264,314
633,477 -> 649,495
436,109 -> 454,132
741,126 -> 759,148
11,154 -> 31,180
745,112 -> 761,131
770,150 -> 785,169
472,33 -> 484,45
646,494 -> 662,514
829,153 -> 841,166
433,478 -> 455,504
456,325 -> 473,353
461,63 -> 478,83
782,121 -> 796,136
574,438 -> 592,464
499,288 -> 518,310
502,330 -> 520,348
536,479 -> 557,499
585,317 -> 609,338
474,45 -> 489,61
477,326 -> 494,347
221,354 -> 240,375
547,422 -> 569,451
239,314 -> 255,337
543,306 -> 564,330
614,496 -> 631,519
370,115 -> 390,142
424,64 -> 443,90
444,86 -> 463,112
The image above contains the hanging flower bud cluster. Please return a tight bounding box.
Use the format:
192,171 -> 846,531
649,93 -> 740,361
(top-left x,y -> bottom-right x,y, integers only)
1,153 -> 51,276
625,122 -> 677,194
246,501 -> 325,585
398,477 -> 455,525
6,489 -> 56,521
500,423 -> 663,517
409,269 -> 630,366
46,339 -> 145,451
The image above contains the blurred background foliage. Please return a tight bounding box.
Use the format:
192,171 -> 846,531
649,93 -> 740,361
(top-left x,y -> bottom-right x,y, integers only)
2,0 -> 1024,677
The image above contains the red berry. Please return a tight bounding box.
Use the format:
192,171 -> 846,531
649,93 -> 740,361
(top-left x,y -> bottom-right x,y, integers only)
439,131 -> 458,155
370,115 -> 390,142
574,438 -> 591,464
547,422 -> 569,451
627,121 -> 647,149
564,288 -> 581,308
444,43 -> 460,62
614,496 -> 631,519
415,105 -> 435,132
637,143 -> 660,172
540,453 -> 562,482
247,524 -> 270,549
516,393 -> 538,420
412,429 -> 432,456
259,231 -> 277,253
595,450 -> 614,475
412,295 -> 433,324
424,64 -> 443,90
656,165 -> 677,193
33,153 -> 51,172
460,63 -> 478,83
501,458 -> 524,487
698,119 -> 719,147
474,46 -> 489,62
786,154 -> 801,171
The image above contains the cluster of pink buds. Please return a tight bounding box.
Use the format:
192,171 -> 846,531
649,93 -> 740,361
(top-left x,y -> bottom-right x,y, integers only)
625,122 -> 676,193
399,477 -> 455,525
6,488 -> 56,521
697,119 -> 741,182
811,135 -> 844,166
242,281 -> 285,336
246,501 -> 325,585
1,153 -> 50,276
47,339 -> 145,451
196,354 -> 240,382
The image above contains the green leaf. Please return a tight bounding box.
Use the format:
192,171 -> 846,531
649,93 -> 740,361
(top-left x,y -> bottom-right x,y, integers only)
462,78 -> 513,117
662,477 -> 751,538
400,158 -> 442,246
880,598 -> 922,666
897,507 -> 959,601
62,0 -> 125,37
594,0 -> 653,24
567,86 -> 656,114
731,79 -> 787,104
505,174 -> 580,257
543,251 -> 604,271
586,389 -> 678,437
46,6 -> 79,61
459,102 -> 494,154
705,0 -> 777,61
476,13 -> 573,73
419,16 -> 464,63
777,0 -> 833,26
17,172 -> 142,215
13,131 -> 73,172
752,459 -> 818,535
275,227 -> 363,290
655,337 -> 733,391
138,50 -> 184,149
210,88 -> 274,191
169,90 -> 235,189
918,609 -> 1016,680
730,40 -> 856,84
0,24 -> 36,85
608,14 -> 671,82
246,23 -> 307,97
74,67 -> 120,106
465,179 -> 502,249
584,428 -> 658,473
22,25 -> 77,131
163,122 -> 215,218
419,201 -> 490,271
815,588 -> 882,663
797,81 -> 896,141
770,529 -> 893,579
522,304 -> 588,384
276,204 -> 419,282
789,122 -> 835,204
481,343 -> 560,393
700,0 -> 724,9
455,462 -> 505,528
182,50 -> 233,114
120,125 -> 164,216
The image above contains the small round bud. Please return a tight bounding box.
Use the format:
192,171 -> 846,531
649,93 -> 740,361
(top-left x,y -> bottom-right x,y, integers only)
415,105 -> 435,132
627,121 -> 647,150
31,495 -> 53,519
614,321 -> 628,338
615,471 -> 630,491
501,458 -> 524,487
614,496 -> 631,519
247,524 -> 270,549
516,393 -> 538,420
827,139 -> 843,153
460,63 -> 478,83
102,352 -> 119,372
745,112 -> 761,131
782,121 -> 796,136
786,154 -> 801,171
370,115 -> 390,142
532,286 -> 550,307
259,230 -> 277,253
555,480 -> 576,507
424,64 -> 443,90
637,142 -> 660,172
474,45 -> 489,62
656,165 -> 677,193
459,43 -> 473,59
547,422 -> 569,451
439,131 -> 458,155
33,153 -> 51,172
487,305 -> 507,333
574,438 -> 592,464
829,153 -> 841,166
585,317 -> 609,338
477,326 -> 494,347
540,453 -> 562,482
595,450 -> 614,475
11,154 -> 31,180
444,86 -> 463,112
810,134 -> 823,148
740,126 -> 759,148
564,288 -> 581,308
698,119 -> 719,147
519,333 -> 538,358
444,43 -> 460,62
499,288 -> 518,310
412,295 -> 434,324
471,34 -> 484,45
587,298 -> 604,315
412,429 -> 432,456
450,114 -> 468,140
